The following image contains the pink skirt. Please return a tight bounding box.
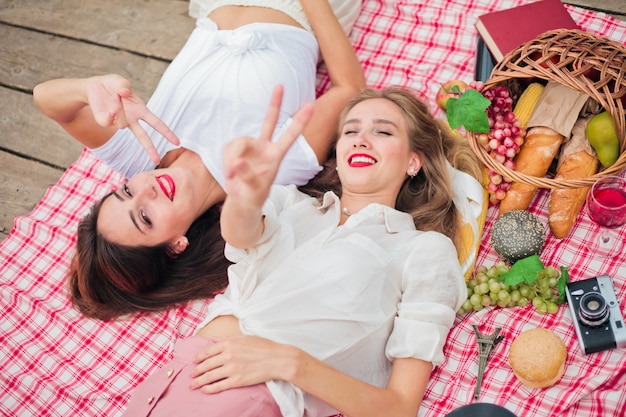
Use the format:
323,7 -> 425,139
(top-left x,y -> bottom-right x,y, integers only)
121,336 -> 282,417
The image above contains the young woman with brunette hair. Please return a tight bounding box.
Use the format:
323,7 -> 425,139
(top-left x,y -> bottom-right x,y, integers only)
34,0 -> 364,320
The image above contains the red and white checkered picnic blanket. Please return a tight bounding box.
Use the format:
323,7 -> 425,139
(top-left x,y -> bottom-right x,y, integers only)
1,1 -> 625,416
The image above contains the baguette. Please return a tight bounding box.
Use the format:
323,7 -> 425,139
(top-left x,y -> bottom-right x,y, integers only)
548,152 -> 598,238
548,117 -> 600,238
499,126 -> 565,215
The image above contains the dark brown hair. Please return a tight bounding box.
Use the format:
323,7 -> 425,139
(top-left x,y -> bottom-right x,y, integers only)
69,194 -> 230,320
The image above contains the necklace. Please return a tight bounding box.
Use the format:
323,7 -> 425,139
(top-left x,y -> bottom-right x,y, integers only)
342,207 -> 352,216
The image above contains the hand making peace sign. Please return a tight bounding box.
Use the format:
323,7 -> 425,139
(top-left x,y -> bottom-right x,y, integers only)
85,74 -> 180,164
222,85 -> 315,208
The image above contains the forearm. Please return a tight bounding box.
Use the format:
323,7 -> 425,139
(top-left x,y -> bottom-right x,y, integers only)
296,0 -> 365,159
283,346 -> 430,417
33,76 -> 119,148
33,78 -> 89,123
220,197 -> 265,249
300,0 -> 365,91
191,334 -> 429,416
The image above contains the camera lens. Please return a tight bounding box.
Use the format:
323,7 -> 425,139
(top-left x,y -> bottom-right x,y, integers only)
578,291 -> 609,327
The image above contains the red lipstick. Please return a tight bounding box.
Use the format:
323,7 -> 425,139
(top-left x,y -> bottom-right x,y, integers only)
156,175 -> 175,201
348,153 -> 377,167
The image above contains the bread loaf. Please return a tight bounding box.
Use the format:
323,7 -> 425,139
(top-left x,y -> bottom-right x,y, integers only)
499,127 -> 565,215
548,117 -> 600,238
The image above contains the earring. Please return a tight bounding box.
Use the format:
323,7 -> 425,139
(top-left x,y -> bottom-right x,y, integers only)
408,168 -> 417,177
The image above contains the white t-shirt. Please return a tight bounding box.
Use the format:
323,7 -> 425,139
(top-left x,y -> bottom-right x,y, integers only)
189,0 -> 362,35
90,18 -> 322,187
197,184 -> 467,417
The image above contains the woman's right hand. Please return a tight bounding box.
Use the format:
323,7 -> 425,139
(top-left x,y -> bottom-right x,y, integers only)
222,85 -> 314,206
219,85 -> 314,249
85,74 -> 180,164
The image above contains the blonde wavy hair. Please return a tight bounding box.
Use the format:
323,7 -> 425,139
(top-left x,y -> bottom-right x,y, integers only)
302,87 -> 482,249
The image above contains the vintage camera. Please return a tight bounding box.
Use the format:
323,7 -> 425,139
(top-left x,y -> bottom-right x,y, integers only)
566,275 -> 626,354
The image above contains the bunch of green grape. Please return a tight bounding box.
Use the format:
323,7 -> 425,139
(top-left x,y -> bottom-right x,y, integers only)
458,262 -> 563,315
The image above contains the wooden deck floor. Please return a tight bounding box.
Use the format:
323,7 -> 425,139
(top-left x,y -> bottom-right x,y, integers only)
0,0 -> 625,240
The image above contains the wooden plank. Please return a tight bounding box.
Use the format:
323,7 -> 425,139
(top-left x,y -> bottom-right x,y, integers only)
0,152 -> 64,240
0,86 -> 83,170
0,23 -> 170,97
566,0 -> 626,20
0,0 -> 195,61
0,87 -> 70,239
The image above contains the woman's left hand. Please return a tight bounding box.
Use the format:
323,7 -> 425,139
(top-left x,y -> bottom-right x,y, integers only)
189,335 -> 293,394
85,74 -> 180,164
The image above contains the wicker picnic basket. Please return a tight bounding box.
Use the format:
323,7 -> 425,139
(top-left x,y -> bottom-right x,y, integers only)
467,29 -> 626,189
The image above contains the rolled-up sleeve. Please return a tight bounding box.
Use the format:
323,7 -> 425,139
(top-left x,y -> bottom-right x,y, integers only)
385,232 -> 467,367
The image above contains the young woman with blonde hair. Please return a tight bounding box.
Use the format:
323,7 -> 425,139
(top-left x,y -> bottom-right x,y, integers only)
120,85 -> 483,416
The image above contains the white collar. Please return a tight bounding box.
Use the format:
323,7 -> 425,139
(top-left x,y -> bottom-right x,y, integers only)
319,191 -> 416,233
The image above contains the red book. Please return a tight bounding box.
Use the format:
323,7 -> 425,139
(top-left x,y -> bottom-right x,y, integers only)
475,0 -> 579,62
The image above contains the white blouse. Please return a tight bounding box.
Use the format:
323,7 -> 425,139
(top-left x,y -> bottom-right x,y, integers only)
189,0 -> 362,35
197,185 -> 467,417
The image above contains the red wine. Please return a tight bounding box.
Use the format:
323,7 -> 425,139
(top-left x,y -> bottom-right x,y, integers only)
589,186 -> 626,228
594,188 -> 626,208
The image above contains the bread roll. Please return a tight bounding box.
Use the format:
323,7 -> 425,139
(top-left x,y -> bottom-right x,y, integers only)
508,328 -> 567,389
548,117 -> 600,238
499,127 -> 564,215
548,152 -> 599,238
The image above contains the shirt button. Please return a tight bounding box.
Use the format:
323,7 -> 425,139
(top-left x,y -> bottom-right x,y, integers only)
166,369 -> 174,378
147,396 -> 154,404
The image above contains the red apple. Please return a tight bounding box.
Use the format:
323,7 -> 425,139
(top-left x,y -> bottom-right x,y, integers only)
436,80 -> 468,111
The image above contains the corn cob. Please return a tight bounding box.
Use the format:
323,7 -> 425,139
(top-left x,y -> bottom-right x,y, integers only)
513,83 -> 544,129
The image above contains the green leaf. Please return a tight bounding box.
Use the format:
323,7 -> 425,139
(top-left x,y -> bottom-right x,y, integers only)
450,85 -> 463,94
557,266 -> 570,304
446,89 -> 491,133
498,254 -> 545,287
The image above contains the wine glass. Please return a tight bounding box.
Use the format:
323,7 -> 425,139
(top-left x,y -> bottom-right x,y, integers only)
585,175 -> 626,258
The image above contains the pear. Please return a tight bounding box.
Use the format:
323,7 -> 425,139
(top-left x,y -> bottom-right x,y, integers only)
586,111 -> 620,167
